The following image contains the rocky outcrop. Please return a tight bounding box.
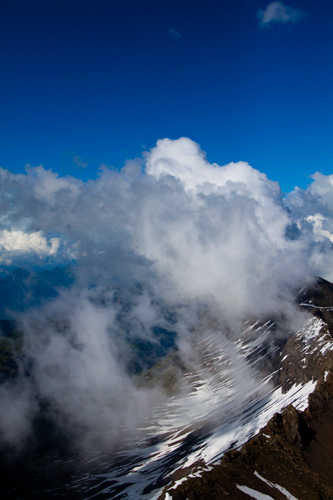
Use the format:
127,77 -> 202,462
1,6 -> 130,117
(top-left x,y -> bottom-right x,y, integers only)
160,278 -> 333,499
162,371 -> 333,499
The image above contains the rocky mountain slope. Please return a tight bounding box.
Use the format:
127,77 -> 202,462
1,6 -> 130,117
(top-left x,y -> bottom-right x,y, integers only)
1,277 -> 333,499
159,277 -> 333,499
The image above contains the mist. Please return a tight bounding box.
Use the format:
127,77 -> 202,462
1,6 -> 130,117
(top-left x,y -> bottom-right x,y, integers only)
0,137 -> 332,455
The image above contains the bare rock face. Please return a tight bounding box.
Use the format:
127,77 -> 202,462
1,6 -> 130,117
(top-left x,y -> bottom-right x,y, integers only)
165,374 -> 333,499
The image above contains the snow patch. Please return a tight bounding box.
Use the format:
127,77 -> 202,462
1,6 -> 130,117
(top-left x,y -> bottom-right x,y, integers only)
237,484 -> 274,499
254,471 -> 298,500
181,379 -> 317,467
296,317 -> 333,357
169,477 -> 188,490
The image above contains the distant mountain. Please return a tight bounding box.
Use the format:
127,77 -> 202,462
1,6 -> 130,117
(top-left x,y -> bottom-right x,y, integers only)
0,265 -> 73,319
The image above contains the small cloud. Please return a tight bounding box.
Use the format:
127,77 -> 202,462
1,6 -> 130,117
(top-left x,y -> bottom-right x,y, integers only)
73,155 -> 88,168
258,2 -> 305,26
306,214 -> 333,243
0,229 -> 60,257
168,28 -> 182,40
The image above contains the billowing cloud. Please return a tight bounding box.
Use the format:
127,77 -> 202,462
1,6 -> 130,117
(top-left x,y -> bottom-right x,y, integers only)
0,138 -> 331,312
142,138 -> 309,321
0,137 -> 331,453
258,2 -> 305,26
306,214 -> 333,243
286,172 -> 333,280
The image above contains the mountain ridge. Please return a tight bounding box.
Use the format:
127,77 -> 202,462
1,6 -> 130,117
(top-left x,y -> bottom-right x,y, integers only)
1,276 -> 333,498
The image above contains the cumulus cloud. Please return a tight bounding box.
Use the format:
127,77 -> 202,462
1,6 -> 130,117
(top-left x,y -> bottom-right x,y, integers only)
142,138 -> 315,322
0,137 -> 332,454
286,172 -> 333,280
258,2 -> 305,26
0,138 -> 329,314
0,229 -> 59,257
306,214 -> 333,243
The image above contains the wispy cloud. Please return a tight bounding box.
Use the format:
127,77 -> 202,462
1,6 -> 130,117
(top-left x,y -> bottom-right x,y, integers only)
258,2 -> 305,26
168,28 -> 182,40
73,155 -> 88,168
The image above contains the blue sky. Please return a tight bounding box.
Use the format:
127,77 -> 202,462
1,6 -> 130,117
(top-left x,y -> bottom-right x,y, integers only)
0,0 -> 332,192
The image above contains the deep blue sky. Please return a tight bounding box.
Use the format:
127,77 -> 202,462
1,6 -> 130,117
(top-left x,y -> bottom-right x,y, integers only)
0,0 -> 332,192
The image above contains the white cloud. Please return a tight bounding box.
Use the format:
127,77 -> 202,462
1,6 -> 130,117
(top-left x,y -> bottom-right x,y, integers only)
0,137 -> 332,454
140,138 -> 310,321
0,229 -> 59,257
306,214 -> 333,243
286,171 -> 333,280
0,137 -> 328,315
18,289 -> 161,453
25,165 -> 81,205
258,2 -> 304,26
